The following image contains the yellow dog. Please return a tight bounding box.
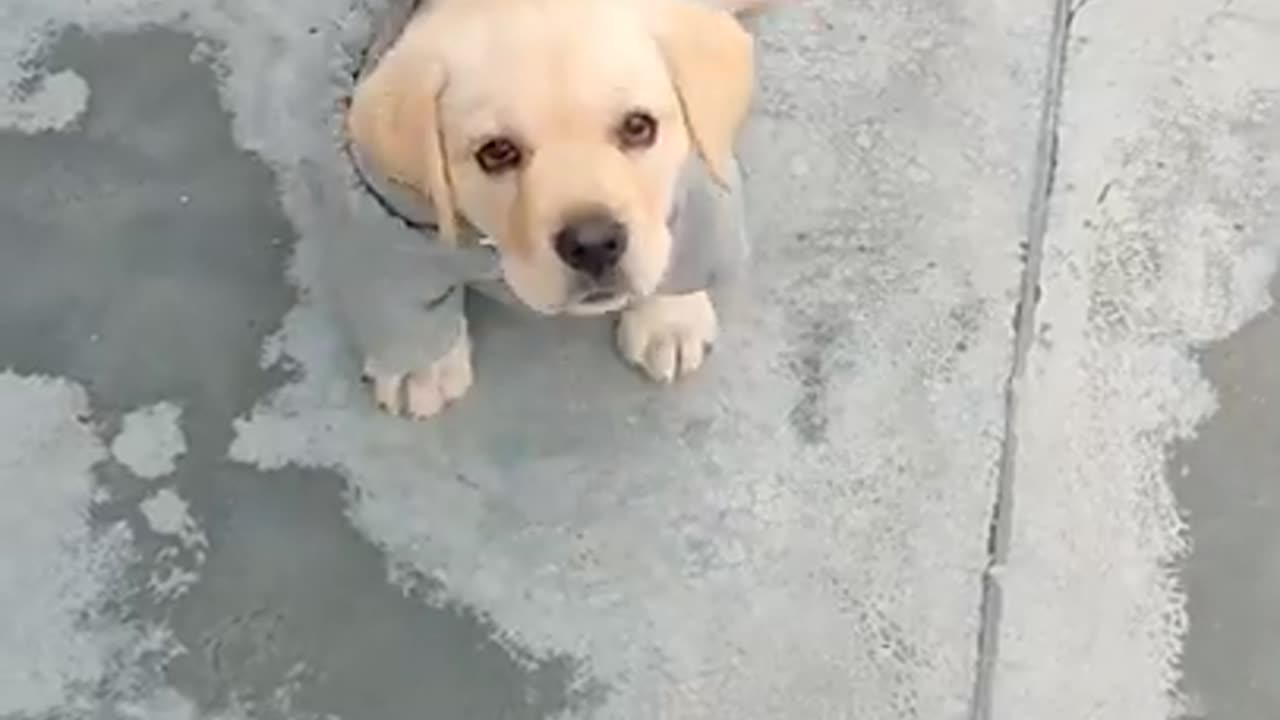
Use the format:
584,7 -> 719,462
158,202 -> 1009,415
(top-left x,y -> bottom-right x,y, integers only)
346,0 -> 779,417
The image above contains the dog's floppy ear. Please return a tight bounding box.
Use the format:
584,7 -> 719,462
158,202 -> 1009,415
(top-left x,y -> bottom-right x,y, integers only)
649,0 -> 755,187
348,28 -> 459,241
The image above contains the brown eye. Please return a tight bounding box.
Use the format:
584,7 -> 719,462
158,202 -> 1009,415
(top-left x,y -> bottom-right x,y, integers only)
475,137 -> 522,174
617,111 -> 658,149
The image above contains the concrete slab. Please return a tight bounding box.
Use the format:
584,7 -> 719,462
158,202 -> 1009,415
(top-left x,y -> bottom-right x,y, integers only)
16,1 -> 1278,719
992,1 -> 1280,718
0,1 -> 1055,719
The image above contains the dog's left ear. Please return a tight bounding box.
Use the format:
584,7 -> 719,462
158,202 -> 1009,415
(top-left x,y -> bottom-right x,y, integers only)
649,0 -> 755,187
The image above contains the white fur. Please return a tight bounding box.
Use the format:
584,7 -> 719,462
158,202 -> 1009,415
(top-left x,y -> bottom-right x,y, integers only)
616,290 -> 718,382
367,323 -> 473,418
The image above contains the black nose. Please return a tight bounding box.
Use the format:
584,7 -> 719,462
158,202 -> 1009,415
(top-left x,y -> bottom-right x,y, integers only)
553,213 -> 628,277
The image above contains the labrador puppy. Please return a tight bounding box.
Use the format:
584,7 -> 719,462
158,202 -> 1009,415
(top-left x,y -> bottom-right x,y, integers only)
347,0 -> 769,417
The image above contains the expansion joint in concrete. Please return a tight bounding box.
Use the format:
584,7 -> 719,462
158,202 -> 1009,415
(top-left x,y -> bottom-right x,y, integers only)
968,0 -> 1077,717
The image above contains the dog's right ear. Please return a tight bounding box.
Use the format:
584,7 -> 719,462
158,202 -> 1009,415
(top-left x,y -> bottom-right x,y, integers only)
348,28 -> 458,241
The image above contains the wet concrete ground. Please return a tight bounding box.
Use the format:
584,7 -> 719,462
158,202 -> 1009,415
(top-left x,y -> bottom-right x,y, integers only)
0,1 -> 1277,718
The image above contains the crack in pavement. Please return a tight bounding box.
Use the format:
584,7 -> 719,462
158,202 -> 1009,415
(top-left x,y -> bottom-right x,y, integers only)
969,0 -> 1078,718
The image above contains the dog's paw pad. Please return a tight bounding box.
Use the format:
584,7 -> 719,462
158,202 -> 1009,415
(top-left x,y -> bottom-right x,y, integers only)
365,332 -> 472,419
617,291 -> 718,383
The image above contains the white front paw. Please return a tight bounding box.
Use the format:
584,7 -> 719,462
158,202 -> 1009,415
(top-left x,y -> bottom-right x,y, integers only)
364,329 -> 473,419
616,291 -> 718,383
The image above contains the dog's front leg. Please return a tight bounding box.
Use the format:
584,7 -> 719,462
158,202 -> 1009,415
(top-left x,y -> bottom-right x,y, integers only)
364,317 -> 472,419
333,224 -> 480,420
616,291 -> 719,383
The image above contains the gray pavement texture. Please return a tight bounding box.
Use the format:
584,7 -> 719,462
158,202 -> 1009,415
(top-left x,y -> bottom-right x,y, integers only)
0,1 -> 1276,719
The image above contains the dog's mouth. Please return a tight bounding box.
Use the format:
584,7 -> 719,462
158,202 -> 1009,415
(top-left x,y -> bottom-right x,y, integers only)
580,289 -> 621,304
563,288 -> 632,315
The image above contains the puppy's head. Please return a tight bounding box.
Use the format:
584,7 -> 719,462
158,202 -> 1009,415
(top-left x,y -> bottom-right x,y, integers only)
349,0 -> 755,314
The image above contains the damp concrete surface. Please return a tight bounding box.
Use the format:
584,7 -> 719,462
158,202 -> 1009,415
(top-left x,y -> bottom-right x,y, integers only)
0,1 -> 1277,719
